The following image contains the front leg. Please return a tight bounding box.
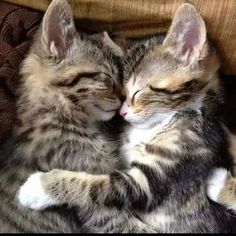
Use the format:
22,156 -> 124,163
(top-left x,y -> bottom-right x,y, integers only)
18,166 -> 153,211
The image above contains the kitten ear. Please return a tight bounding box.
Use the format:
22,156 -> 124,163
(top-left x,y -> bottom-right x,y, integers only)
163,3 -> 207,64
102,32 -> 124,57
41,0 -> 76,60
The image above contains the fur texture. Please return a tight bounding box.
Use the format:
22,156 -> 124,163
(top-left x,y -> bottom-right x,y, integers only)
19,3 -> 236,233
0,0 -> 146,232
207,133 -> 236,212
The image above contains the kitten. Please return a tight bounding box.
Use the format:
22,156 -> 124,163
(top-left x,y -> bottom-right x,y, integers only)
207,133 -> 236,211
0,0 -> 149,232
18,3 -> 236,233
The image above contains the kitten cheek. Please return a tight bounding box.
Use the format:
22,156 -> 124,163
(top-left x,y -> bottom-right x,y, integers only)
122,109 -> 136,123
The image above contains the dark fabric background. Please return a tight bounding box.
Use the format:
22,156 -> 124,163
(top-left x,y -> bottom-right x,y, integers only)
0,1 -> 41,144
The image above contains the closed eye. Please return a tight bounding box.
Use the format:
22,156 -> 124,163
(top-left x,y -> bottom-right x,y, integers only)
149,80 -> 198,95
131,90 -> 141,104
54,72 -> 101,87
149,85 -> 179,95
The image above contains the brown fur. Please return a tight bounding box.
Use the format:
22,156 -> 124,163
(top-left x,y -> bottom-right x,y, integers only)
18,3 -> 236,233
0,0 -> 126,232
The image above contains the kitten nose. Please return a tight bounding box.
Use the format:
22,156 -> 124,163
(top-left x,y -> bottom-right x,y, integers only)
119,101 -> 128,117
119,111 -> 127,117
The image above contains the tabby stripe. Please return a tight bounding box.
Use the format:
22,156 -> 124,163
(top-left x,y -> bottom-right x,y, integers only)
0,199 -> 32,232
91,214 -> 113,229
89,181 -> 105,203
55,72 -> 101,87
39,123 -> 88,137
104,186 -> 125,210
0,210 -> 26,232
76,88 -> 89,93
15,135 -> 32,144
104,172 -> 126,209
131,162 -> 169,205
57,139 -> 88,146
126,169 -> 150,210
17,127 -> 35,137
104,171 -> 149,210
147,146 -> 184,161
31,108 -> 51,117
1,186 -> 42,230
44,147 -> 56,164
67,94 -> 79,105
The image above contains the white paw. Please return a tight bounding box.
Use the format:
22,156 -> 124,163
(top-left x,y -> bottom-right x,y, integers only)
17,172 -> 58,210
207,168 -> 228,202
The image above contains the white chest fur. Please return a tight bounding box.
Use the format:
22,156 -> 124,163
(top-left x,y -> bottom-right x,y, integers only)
121,126 -> 157,165
121,112 -> 176,165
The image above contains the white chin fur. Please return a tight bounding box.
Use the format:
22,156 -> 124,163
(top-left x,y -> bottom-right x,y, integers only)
207,168 -> 228,202
126,111 -> 176,130
17,172 -> 58,210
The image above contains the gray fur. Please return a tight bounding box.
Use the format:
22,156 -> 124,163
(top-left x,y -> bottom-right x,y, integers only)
0,0 -> 151,232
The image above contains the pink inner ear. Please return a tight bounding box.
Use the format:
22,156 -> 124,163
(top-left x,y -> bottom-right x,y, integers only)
48,18 -> 66,55
48,22 -> 64,46
181,20 -> 201,56
42,1 -> 76,60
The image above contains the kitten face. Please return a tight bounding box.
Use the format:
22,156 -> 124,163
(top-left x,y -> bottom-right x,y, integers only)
50,43 -> 122,121
22,0 -> 122,122
120,4 -> 220,129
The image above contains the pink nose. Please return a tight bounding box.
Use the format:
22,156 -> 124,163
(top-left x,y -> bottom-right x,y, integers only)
119,111 -> 127,117
119,101 -> 128,117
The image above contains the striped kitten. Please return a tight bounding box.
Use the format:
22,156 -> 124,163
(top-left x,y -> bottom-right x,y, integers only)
0,0 -> 146,232
18,4 -> 236,233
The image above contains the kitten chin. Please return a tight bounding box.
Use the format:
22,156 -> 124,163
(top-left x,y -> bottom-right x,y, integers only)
124,111 -> 176,130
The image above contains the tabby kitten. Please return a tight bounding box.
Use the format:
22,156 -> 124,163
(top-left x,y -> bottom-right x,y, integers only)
207,133 -> 236,211
18,3 -> 236,233
0,0 -> 141,232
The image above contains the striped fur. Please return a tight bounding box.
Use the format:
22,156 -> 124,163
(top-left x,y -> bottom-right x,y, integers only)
18,4 -> 236,233
0,0 -> 153,233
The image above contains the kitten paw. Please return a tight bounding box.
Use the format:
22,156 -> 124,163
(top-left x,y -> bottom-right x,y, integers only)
207,168 -> 228,202
18,172 -> 58,210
